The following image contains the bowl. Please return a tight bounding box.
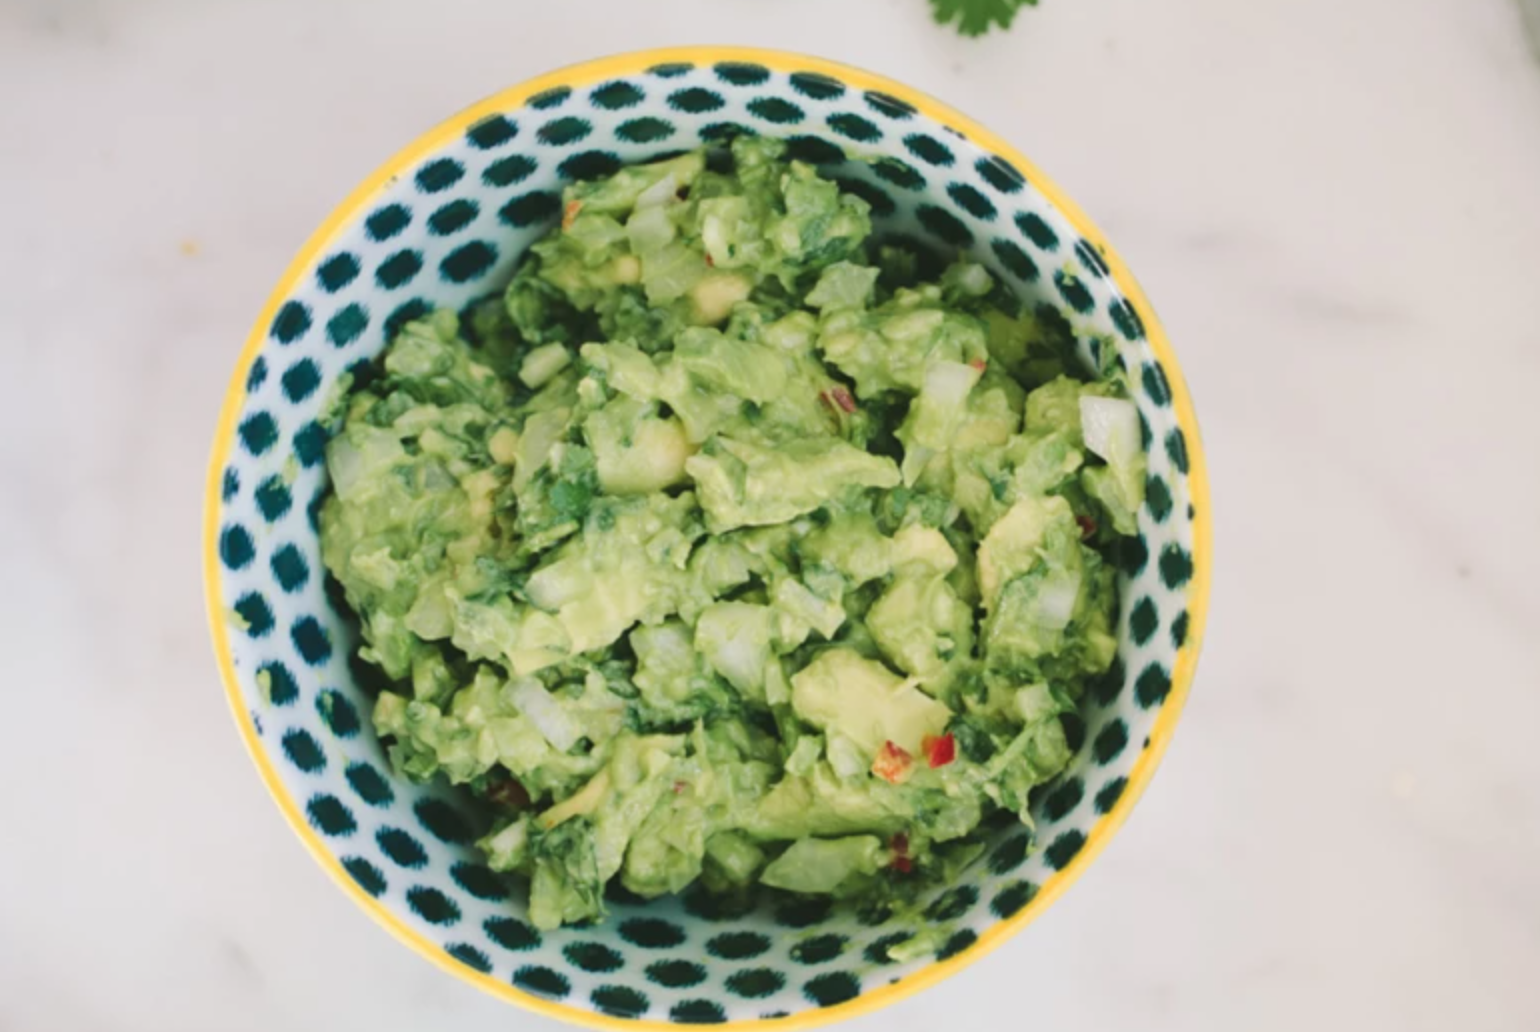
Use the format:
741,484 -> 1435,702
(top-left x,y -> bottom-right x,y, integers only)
203,46 -> 1211,1030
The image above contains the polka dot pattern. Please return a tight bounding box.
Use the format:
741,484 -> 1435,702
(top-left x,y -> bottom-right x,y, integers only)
212,57 -> 1202,1027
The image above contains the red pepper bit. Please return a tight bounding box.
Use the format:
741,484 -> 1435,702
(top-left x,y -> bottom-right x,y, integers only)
829,386 -> 857,413
704,252 -> 716,268
922,732 -> 956,769
561,200 -> 583,230
889,832 -> 913,873
486,777 -> 531,811
871,740 -> 913,784
968,358 -> 988,372
891,855 -> 914,874
1076,514 -> 1098,541
672,780 -> 688,795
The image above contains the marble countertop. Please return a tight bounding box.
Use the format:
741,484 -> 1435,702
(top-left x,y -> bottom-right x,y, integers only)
3,0 -> 1538,1029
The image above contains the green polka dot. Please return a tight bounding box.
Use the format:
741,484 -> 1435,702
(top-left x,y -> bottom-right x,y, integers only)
1110,298 -> 1145,341
1165,428 -> 1189,473
293,421 -> 327,467
616,117 -> 675,143
670,999 -> 726,1024
705,931 -> 770,960
989,832 -> 1030,874
254,475 -> 291,521
527,86 -> 571,110
1159,543 -> 1193,589
948,182 -> 996,220
536,116 -> 591,146
414,798 -> 474,844
365,203 -> 410,241
605,880 -> 647,906
784,135 -> 845,165
1170,610 -> 1190,647
591,986 -> 649,1018
564,941 -> 624,973
485,916 -> 541,951
466,114 -> 517,149
234,592 -> 273,637
345,761 -> 393,807
803,972 -> 860,1008
221,467 -> 239,501
591,80 -> 644,109
414,158 -> 464,194
316,252 -> 359,292
830,176 -> 895,216
1140,410 -> 1153,450
499,190 -> 560,228
1135,662 -> 1172,708
512,965 -> 570,998
790,72 -> 845,99
290,615 -> 330,664
281,728 -> 325,772
281,358 -> 321,402
384,298 -> 431,338
427,198 -> 478,236
1076,239 -> 1110,278
317,688 -> 360,737
450,860 -> 508,900
558,150 -> 623,181
747,97 -> 803,124
269,543 -> 308,592
219,524 -> 254,570
1145,475 -> 1174,522
270,300 -> 311,343
871,156 -> 924,190
699,122 -> 755,143
326,302 -> 369,347
1142,362 -> 1172,405
440,240 -> 497,284
376,826 -> 427,868
715,61 -> 770,85
976,155 -> 1025,193
864,932 -> 910,964
239,412 -> 277,455
903,133 -> 954,166
1129,596 -> 1158,645
991,880 -> 1037,918
483,154 -> 537,188
306,794 -> 355,836
648,62 -> 693,78
790,933 -> 847,965
937,929 -> 977,961
992,239 -> 1040,282
1045,830 -> 1085,870
775,897 -> 832,928
645,959 -> 706,988
925,885 -> 978,922
1092,656 -> 1126,707
1095,776 -> 1127,814
257,660 -> 297,705
826,112 -> 881,142
1119,534 -> 1149,576
374,249 -> 423,290
446,943 -> 491,973
668,87 -> 725,113
917,205 -> 973,247
865,90 -> 916,119
245,356 -> 267,391
1042,777 -> 1085,821
727,968 -> 785,998
342,856 -> 385,896
1055,269 -> 1095,314
1016,211 -> 1060,250
619,917 -> 686,948
1093,719 -> 1128,763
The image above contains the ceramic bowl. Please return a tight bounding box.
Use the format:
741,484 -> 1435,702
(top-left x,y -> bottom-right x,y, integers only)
204,46 -> 1211,1030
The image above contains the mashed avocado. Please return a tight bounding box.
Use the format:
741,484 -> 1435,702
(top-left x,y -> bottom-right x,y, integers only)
319,137 -> 1145,929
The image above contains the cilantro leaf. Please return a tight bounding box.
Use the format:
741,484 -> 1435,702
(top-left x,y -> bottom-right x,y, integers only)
929,0 -> 1037,37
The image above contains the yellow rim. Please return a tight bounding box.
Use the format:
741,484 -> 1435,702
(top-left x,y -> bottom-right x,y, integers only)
203,46 -> 1212,1032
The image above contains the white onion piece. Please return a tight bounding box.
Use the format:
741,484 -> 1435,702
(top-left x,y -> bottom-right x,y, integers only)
1079,395 -> 1139,462
635,171 -> 678,210
510,678 -> 582,752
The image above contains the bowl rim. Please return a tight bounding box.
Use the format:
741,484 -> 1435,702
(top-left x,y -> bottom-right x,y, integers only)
202,44 -> 1212,1032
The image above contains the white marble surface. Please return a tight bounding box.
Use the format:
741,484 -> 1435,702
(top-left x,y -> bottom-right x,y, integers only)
2,0 -> 1539,1029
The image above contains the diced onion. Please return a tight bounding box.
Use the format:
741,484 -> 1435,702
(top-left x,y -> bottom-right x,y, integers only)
1079,396 -> 1139,462
635,172 -> 678,210
1030,573 -> 1081,631
509,678 -> 582,752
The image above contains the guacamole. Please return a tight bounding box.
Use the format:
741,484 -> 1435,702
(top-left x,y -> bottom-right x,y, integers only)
319,137 -> 1145,930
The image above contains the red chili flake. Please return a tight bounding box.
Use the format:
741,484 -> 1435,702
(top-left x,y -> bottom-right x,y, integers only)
672,780 -> 688,795
829,386 -> 857,413
486,778 -> 531,810
1076,514 -> 1097,540
891,855 -> 914,874
890,832 -> 910,857
871,740 -> 913,784
561,200 -> 583,230
922,733 -> 956,769
969,358 -> 988,372
704,252 -> 715,268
